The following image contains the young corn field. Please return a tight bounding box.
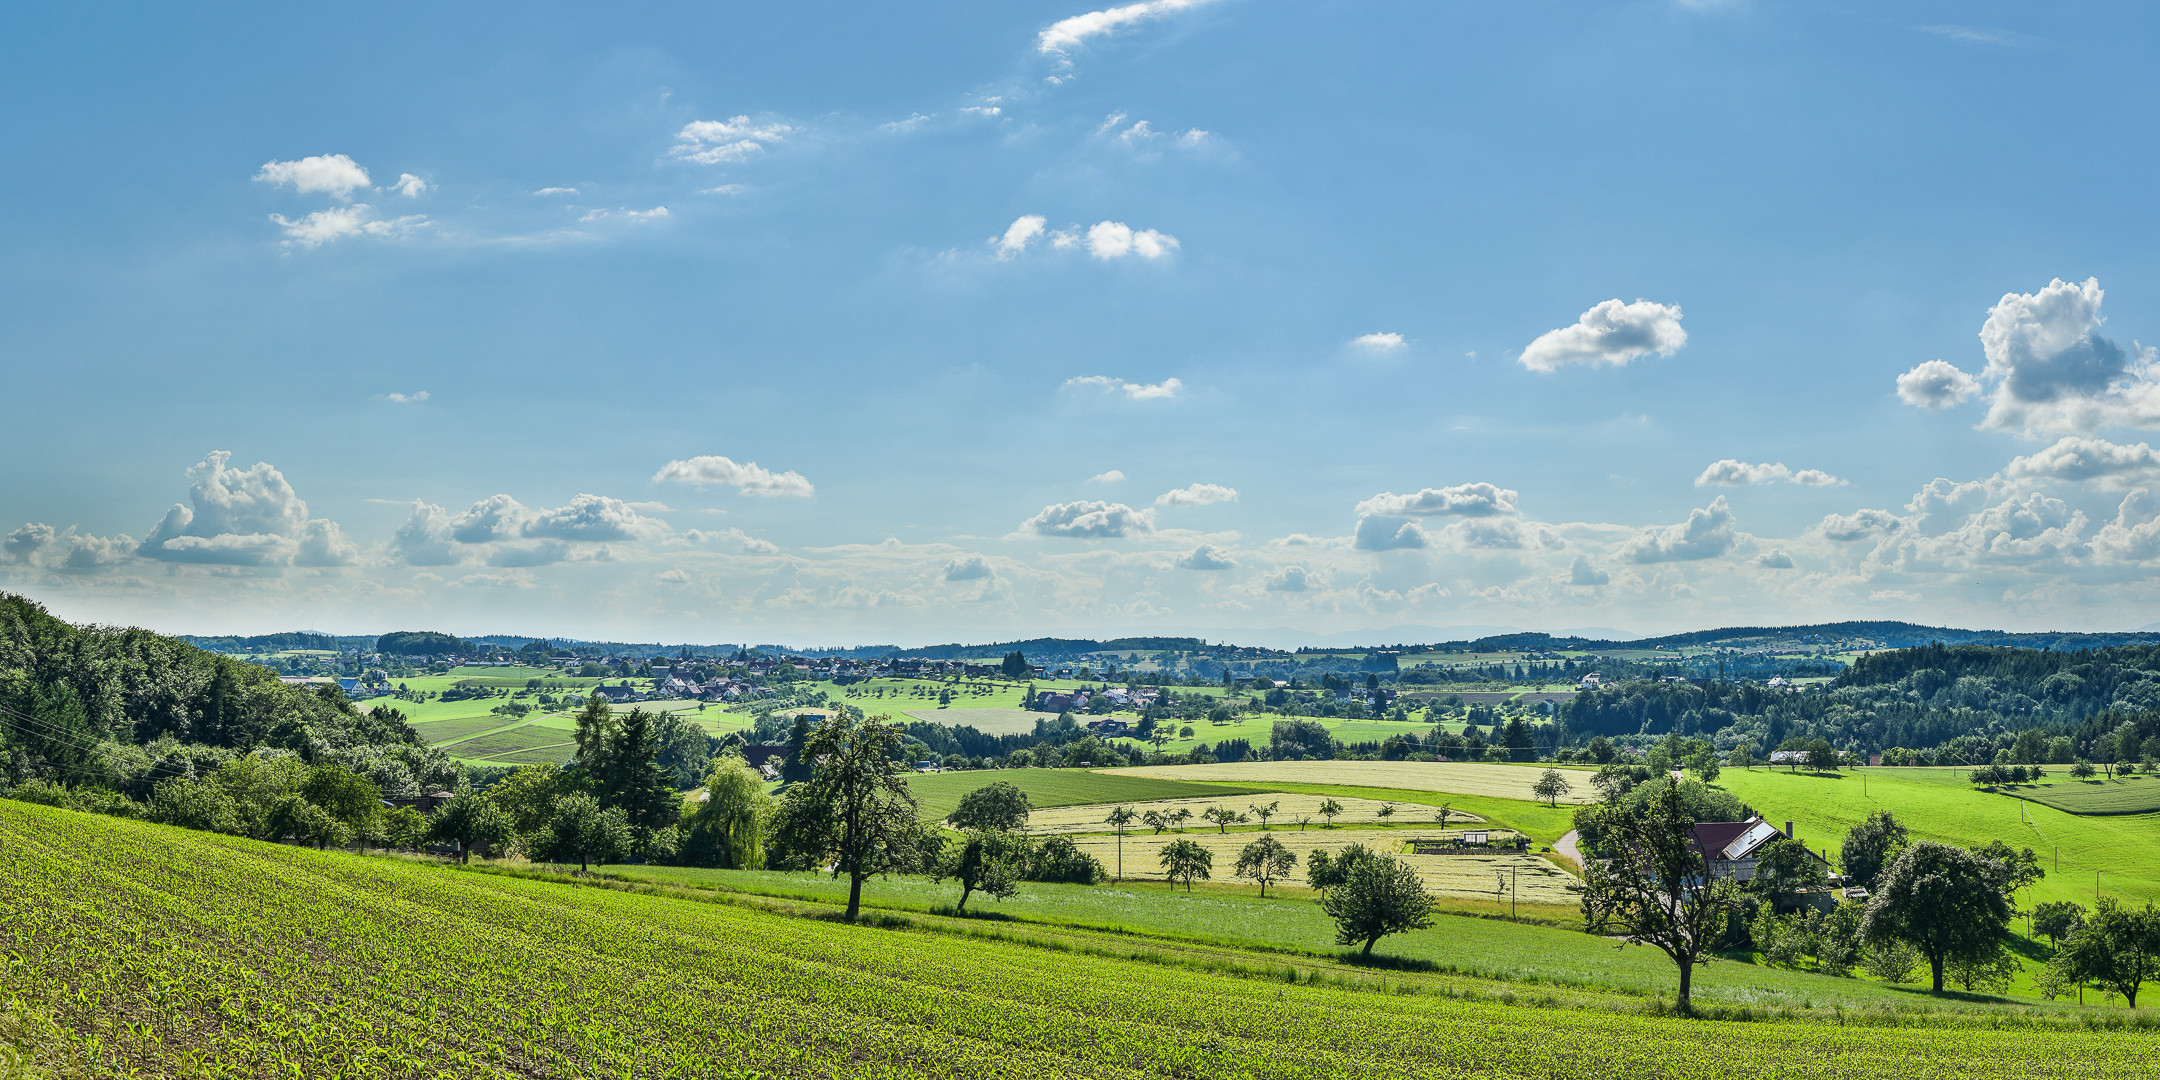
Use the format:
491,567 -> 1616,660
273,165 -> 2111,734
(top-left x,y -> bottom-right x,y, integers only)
4,801 -> 2158,1079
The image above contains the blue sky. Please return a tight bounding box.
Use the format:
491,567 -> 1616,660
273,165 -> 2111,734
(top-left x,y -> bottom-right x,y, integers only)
6,0 -> 2160,644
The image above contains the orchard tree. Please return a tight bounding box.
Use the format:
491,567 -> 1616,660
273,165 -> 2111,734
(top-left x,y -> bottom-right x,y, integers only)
767,713 -> 933,921
1103,805 -> 1138,881
1159,838 -> 1213,891
1248,800 -> 1280,829
2049,899 -> 2160,1007
1234,835 -> 1297,897
425,790 -> 512,863
1532,769 -> 1573,807
539,793 -> 632,873
1318,798 -> 1344,827
935,830 -> 1030,912
1578,783 -> 1742,1012
1323,855 -> 1434,958
949,781 -> 1032,832
1838,810 -> 1908,890
1860,842 -> 2013,993
2033,901 -> 2087,948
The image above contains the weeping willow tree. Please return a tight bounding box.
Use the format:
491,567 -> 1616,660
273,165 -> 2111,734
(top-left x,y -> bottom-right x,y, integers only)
681,753 -> 774,869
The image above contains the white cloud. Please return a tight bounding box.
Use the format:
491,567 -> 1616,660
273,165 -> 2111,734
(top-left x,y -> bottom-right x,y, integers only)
1519,299 -> 1687,372
255,154 -> 372,200
1907,478 -> 1997,537
653,455 -> 815,497
2003,436 -> 2160,488
1693,459 -> 1846,487
1568,554 -> 1609,586
580,206 -> 670,224
1088,470 -> 1126,484
881,113 -> 933,133
533,186 -> 580,196
1819,508 -> 1904,542
1355,483 -> 1519,518
1620,496 -> 1737,563
671,116 -> 794,165
682,527 -> 779,555
943,554 -> 995,581
1351,332 -> 1405,351
1937,492 -> 2088,563
390,501 -> 459,566
2,523 -> 135,574
1155,483 -> 1238,507
523,493 -> 665,543
1755,550 -> 1796,569
1038,0 -> 1218,54
1064,375 -> 1182,400
960,106 -> 1002,118
1085,220 -> 1179,260
389,173 -> 428,198
137,451 -> 354,566
997,215 -> 1046,259
448,494 -> 532,543
1975,277 -> 2160,434
2095,489 -> 2160,562
268,205 -> 429,248
1919,24 -> 2053,48
1021,500 -> 1155,538
1265,565 -> 1312,591
1176,129 -> 1209,147
700,185 -> 747,196
1174,543 -> 1236,570
1895,359 -> 1980,409
1352,515 -> 1427,551
381,390 -> 430,404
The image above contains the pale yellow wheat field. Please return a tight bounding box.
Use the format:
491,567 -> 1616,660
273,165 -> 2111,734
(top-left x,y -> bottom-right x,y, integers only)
1095,761 -> 1594,804
1070,828 -> 1576,902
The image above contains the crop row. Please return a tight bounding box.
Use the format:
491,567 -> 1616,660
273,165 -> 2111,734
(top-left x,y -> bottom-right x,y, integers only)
2,802 -> 2156,1078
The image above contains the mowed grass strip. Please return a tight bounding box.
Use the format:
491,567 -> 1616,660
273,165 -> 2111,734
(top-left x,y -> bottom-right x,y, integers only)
1099,761 -> 1597,805
1024,793 -> 1486,834
2017,778 -> 2160,816
901,706 -> 1066,735
908,770 -> 1270,821
1060,828 -> 1571,903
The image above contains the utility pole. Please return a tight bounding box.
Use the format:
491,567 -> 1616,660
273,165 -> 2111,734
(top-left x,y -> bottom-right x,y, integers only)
1512,864 -> 1518,918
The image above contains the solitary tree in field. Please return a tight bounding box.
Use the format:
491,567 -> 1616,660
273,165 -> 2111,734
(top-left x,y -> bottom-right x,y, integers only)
1235,835 -> 1297,898
1433,804 -> 1454,831
2048,899 -> 2160,1007
1104,805 -> 1138,881
935,830 -> 1030,913
1376,803 -> 1395,824
767,713 -> 932,921
1202,806 -> 1244,833
1323,855 -> 1433,958
1160,838 -> 1213,892
1532,769 -> 1573,807
1318,798 -> 1344,827
949,781 -> 1032,832
1859,842 -> 2012,993
1294,813 -> 1313,831
1578,783 -> 1742,1013
1248,800 -> 1280,830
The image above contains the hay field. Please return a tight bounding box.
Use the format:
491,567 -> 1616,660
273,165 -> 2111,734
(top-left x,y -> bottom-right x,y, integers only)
1069,828 -> 1571,901
1025,793 -> 1484,834
1097,761 -> 1593,804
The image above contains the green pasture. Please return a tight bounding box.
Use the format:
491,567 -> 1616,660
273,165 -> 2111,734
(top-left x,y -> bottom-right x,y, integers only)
2016,776 -> 2160,816
900,706 -> 1064,734
1717,767 -> 2160,906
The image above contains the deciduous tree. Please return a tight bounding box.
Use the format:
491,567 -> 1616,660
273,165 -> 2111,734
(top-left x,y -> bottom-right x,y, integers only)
1859,842 -> 2013,993
2048,899 -> 2160,1007
1322,854 -> 1433,958
1234,835 -> 1296,897
949,781 -> 1031,832
1159,838 -> 1212,891
768,713 -> 931,920
1578,782 -> 1742,1012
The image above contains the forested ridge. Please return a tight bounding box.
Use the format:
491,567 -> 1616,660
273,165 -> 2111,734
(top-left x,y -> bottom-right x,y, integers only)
0,592 -> 455,798
1563,641 -> 2160,761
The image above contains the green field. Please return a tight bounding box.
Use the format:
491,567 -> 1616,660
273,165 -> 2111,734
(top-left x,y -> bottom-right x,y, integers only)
901,706 -> 1065,734
13,802 -> 2158,1080
1717,767 -> 2160,906
907,769 -> 1270,820
2017,777 -> 2160,816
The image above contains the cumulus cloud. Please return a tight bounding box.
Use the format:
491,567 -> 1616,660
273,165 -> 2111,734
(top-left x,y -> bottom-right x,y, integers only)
2002,435 -> 2160,488
390,501 -> 459,566
1155,483 -> 1238,507
395,492 -> 668,565
1938,492 -> 2088,563
671,116 -> 793,164
1895,359 -> 1981,410
1568,555 -> 1609,586
1265,565 -> 1312,591
268,205 -> 429,248
1353,515 -> 1427,551
1351,332 -> 1405,351
1693,459 -> 1847,487
1819,508 -> 1904,542
1174,543 -> 1237,570
389,173 -> 428,198
1085,220 -> 1179,260
652,455 -> 814,497
1620,496 -> 1737,563
534,186 -> 580,196
1974,277 -> 2160,434
523,494 -> 665,543
943,554 -> 995,581
137,451 -> 354,567
2,523 -> 135,574
682,527 -> 779,555
1020,500 -> 1155,538
1064,375 -> 1182,400
1519,299 -> 1687,372
997,215 -> 1046,258
1355,483 -> 1519,519
1088,470 -> 1125,484
1755,550 -> 1796,569
1907,478 -> 1996,536
2095,489 -> 2160,562
381,390 -> 429,404
255,154 -> 372,199
1038,0 -> 1219,54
